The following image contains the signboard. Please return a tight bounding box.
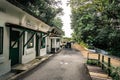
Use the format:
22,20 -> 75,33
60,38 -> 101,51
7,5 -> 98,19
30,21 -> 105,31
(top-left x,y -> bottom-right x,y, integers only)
26,20 -> 38,30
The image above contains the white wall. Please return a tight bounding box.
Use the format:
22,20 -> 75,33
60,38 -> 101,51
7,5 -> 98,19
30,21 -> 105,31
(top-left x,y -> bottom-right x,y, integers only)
51,38 -> 60,48
40,37 -> 47,56
52,39 -> 56,48
47,37 -> 51,53
0,25 -> 10,75
56,42 -> 60,48
22,32 -> 36,64
0,24 -> 11,76
0,6 -> 20,75
40,48 -> 46,56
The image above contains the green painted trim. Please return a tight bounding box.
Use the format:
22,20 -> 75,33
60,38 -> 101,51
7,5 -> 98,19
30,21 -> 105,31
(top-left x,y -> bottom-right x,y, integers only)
23,31 -> 25,55
11,31 -> 25,48
36,33 -> 41,57
41,37 -> 46,48
9,27 -> 12,59
9,30 -> 20,66
0,27 -> 3,55
41,33 -> 46,48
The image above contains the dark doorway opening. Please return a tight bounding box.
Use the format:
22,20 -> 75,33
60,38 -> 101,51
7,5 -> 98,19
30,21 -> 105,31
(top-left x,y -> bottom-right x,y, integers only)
10,30 -> 20,66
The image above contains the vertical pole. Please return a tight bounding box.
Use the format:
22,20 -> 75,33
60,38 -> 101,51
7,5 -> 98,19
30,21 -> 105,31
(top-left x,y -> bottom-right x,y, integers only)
102,55 -> 104,70
87,52 -> 89,60
23,32 -> 25,55
98,54 -> 100,66
9,27 -> 12,59
108,57 -> 111,76
55,38 -> 57,53
59,39 -> 60,49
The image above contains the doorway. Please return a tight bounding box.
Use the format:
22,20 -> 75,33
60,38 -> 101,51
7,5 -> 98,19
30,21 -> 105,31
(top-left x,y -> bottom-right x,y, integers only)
10,30 -> 20,66
36,33 -> 41,57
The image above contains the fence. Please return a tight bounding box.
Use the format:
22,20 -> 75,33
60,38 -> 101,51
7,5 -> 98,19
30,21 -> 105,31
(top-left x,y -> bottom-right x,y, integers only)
73,44 -> 120,79
87,52 -> 120,79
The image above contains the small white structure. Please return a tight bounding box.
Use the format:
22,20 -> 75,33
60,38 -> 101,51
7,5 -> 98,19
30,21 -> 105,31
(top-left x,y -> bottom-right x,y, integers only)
47,27 -> 63,53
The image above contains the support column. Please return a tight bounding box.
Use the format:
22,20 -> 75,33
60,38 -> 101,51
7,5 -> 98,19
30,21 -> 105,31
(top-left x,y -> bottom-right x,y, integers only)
59,38 -> 61,49
55,38 -> 57,53
59,41 -> 60,49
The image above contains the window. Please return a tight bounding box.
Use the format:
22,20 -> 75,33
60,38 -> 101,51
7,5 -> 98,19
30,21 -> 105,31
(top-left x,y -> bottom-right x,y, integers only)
57,39 -> 60,42
0,27 -> 3,54
27,31 -> 34,48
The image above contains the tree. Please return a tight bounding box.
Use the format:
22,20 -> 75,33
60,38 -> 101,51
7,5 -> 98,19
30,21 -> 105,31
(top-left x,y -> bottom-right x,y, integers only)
52,17 -> 63,29
11,0 -> 63,29
69,0 -> 120,56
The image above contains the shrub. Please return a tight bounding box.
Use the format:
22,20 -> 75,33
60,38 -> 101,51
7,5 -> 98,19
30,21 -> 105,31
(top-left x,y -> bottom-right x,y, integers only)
111,67 -> 120,80
87,59 -> 98,66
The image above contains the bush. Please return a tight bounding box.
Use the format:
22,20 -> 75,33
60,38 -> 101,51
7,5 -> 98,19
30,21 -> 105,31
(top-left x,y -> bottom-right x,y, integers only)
79,41 -> 88,48
111,67 -> 120,80
87,59 -> 98,66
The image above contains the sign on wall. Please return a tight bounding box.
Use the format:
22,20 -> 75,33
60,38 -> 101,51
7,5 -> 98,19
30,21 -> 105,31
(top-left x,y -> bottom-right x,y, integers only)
26,20 -> 38,30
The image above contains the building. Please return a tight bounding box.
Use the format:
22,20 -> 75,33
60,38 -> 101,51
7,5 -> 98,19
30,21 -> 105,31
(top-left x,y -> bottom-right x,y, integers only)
47,27 -> 63,53
0,0 -> 62,76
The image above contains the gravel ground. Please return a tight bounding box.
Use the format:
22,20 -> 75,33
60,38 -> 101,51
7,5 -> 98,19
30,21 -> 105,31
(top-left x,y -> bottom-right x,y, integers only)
19,48 -> 91,80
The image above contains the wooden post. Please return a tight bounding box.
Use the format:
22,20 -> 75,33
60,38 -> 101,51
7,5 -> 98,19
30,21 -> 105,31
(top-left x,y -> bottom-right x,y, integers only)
87,52 -> 89,60
102,55 -> 104,70
108,57 -> 111,76
98,54 -> 100,66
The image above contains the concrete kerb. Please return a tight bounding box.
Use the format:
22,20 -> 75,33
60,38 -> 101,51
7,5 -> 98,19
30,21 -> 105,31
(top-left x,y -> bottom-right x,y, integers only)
8,54 -> 54,80
84,63 -> 92,80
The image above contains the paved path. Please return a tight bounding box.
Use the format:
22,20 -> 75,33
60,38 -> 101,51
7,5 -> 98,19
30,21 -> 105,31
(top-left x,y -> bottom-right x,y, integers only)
19,48 -> 91,80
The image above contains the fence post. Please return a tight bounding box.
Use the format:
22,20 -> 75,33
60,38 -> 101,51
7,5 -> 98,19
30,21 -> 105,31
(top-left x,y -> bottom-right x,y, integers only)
102,55 -> 104,70
98,54 -> 100,66
87,52 -> 89,60
108,57 -> 111,76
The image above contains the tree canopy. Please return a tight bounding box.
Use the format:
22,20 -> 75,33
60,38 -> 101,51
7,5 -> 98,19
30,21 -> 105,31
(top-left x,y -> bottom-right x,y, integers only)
13,0 -> 63,29
69,0 -> 120,56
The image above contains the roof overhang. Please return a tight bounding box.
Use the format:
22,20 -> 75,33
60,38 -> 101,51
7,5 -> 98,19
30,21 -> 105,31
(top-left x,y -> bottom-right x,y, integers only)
6,23 -> 47,33
48,27 -> 64,37
4,0 -> 51,33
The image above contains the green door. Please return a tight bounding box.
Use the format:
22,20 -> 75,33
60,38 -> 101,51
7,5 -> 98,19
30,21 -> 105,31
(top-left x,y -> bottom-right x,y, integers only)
10,30 -> 20,66
36,34 -> 40,57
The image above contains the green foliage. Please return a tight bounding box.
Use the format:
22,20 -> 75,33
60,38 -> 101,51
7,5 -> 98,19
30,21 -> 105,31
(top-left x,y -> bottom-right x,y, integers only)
69,0 -> 120,57
63,37 -> 72,41
111,67 -> 120,80
52,17 -> 63,29
87,59 -> 98,66
80,41 -> 89,48
14,0 -> 63,29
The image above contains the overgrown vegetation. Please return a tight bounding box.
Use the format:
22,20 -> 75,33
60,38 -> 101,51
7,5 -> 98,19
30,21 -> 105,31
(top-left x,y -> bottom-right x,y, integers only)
69,0 -> 120,57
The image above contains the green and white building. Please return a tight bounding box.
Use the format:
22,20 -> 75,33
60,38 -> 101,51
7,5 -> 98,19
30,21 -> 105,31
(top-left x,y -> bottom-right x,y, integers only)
0,0 -> 62,76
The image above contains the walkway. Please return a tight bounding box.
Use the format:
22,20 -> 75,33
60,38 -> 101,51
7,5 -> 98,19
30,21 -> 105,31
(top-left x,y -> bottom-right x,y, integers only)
18,48 -> 91,80
73,44 -> 112,80
88,65 -> 112,80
